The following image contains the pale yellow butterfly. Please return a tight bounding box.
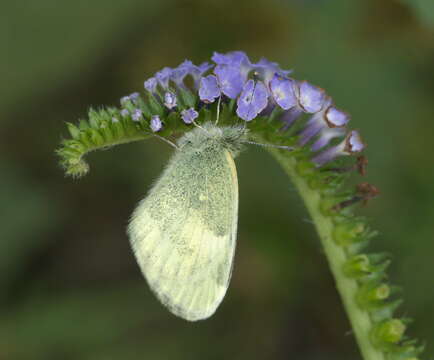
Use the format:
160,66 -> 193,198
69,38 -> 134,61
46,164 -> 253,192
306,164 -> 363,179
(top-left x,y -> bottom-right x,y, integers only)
128,123 -> 246,321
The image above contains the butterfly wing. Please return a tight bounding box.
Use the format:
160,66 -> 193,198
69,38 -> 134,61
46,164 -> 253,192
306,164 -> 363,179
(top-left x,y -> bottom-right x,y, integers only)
128,146 -> 238,321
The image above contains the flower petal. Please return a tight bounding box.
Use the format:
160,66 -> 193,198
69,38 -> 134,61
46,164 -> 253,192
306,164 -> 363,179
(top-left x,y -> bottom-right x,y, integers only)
163,91 -> 177,109
214,65 -> 245,99
132,109 -> 143,122
298,81 -> 326,113
155,67 -> 172,88
325,106 -> 350,127
150,115 -> 163,132
199,75 -> 221,103
181,108 -> 199,124
269,74 -> 297,110
144,77 -> 158,93
345,131 -> 365,153
236,80 -> 269,121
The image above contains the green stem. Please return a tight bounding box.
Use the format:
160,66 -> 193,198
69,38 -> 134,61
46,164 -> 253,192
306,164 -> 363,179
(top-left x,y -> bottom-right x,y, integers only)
265,148 -> 385,360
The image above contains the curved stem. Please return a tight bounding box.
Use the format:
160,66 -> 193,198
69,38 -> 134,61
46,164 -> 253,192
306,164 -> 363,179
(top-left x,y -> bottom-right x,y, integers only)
265,147 -> 384,360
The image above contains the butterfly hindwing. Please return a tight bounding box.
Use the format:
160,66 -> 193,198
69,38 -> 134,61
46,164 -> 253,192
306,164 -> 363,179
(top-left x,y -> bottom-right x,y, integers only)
128,144 -> 238,321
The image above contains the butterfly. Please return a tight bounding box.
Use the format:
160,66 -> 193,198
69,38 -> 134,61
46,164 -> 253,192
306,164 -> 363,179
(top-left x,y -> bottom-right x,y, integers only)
128,123 -> 246,321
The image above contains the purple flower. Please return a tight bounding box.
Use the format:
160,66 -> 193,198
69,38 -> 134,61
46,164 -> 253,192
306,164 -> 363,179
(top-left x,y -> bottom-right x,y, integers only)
132,109 -> 143,122
193,62 -> 212,77
120,96 -> 130,105
181,108 -> 199,124
311,127 -> 346,151
312,130 -> 365,166
199,75 -> 221,103
155,67 -> 172,89
325,106 -> 350,127
298,98 -> 333,146
144,77 -> 158,93
280,108 -> 303,130
236,80 -> 269,121
212,51 -> 250,66
179,60 -> 212,87
164,91 -> 177,109
112,117 -> 119,123
214,65 -> 245,99
150,115 -> 163,132
254,57 -> 291,84
212,51 -> 252,79
120,109 -> 129,118
346,130 -> 364,153
298,81 -> 326,113
269,74 -> 298,110
212,52 -> 291,85
170,63 -> 189,87
129,92 -> 140,103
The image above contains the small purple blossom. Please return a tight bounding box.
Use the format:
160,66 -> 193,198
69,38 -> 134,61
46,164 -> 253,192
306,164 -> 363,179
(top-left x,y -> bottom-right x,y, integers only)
311,127 -> 346,151
120,109 -> 129,118
181,108 -> 199,124
199,75 -> 221,103
197,62 -> 213,73
164,91 -> 177,109
236,80 -> 269,121
144,77 -> 158,93
155,67 -> 172,88
346,131 -> 364,153
178,60 -> 193,69
280,108 -> 303,130
193,62 -> 213,87
150,115 -> 163,132
212,51 -> 252,79
298,81 -> 326,113
214,65 -> 245,99
170,64 -> 189,87
112,117 -> 119,123
212,51 -> 250,66
254,57 -> 291,84
299,121 -> 324,146
269,74 -> 298,110
129,92 -> 140,103
179,60 -> 212,87
120,96 -> 130,105
131,109 -> 143,122
325,106 -> 350,127
298,98 -> 333,146
312,131 -> 365,166
212,52 -> 292,84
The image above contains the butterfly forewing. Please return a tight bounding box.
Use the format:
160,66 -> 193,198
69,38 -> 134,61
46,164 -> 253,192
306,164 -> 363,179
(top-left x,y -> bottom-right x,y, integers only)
128,145 -> 238,321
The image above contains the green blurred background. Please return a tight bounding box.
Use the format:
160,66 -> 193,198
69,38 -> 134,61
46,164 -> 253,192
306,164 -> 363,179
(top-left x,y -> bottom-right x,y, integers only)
2,0 -> 434,359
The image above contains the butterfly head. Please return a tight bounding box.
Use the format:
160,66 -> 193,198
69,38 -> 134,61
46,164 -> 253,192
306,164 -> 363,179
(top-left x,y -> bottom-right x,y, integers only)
177,123 -> 248,157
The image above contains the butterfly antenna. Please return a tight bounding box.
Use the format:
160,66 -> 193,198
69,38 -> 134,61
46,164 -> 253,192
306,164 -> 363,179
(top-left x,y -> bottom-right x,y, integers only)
151,134 -> 179,149
244,140 -> 294,151
215,96 -> 222,125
